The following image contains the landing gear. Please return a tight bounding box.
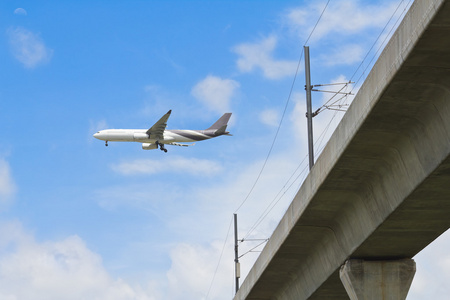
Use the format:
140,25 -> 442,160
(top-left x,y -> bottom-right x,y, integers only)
156,141 -> 168,153
105,141 -> 108,147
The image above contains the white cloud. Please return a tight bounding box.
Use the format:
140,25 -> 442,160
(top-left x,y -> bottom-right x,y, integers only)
233,35 -> 297,80
95,149 -> 306,284
166,242 -> 233,300
259,109 -> 280,127
7,27 -> 53,69
14,8 -> 27,15
286,0 -> 401,42
290,92 -> 308,147
0,221 -> 155,300
0,159 -> 16,205
158,153 -> 307,299
321,44 -> 365,66
111,156 -> 223,176
95,182 -> 181,213
92,151 -> 305,297
408,230 -> 450,300
191,75 -> 239,113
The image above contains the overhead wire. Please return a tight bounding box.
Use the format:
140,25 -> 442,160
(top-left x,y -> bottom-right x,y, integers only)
242,153 -> 309,241
209,1 -> 414,296
233,0 -> 331,214
314,84 -> 354,156
313,0 -> 411,118
316,83 -> 352,115
238,239 -> 269,258
312,0 -> 412,158
233,51 -> 302,213
245,161 -> 310,241
211,1 -> 332,293
240,0 -> 411,242
349,0 -> 412,92
205,215 -> 234,300
314,110 -> 341,156
235,0 -> 332,254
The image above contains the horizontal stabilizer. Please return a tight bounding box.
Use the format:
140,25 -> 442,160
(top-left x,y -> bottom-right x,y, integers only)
215,124 -> 228,136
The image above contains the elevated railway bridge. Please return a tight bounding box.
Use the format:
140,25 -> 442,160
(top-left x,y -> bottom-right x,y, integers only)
234,0 -> 450,299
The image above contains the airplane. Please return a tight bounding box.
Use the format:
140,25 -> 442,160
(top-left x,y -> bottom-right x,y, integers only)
93,110 -> 232,152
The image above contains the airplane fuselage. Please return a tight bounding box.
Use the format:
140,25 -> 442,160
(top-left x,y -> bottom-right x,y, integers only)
93,129 -> 218,144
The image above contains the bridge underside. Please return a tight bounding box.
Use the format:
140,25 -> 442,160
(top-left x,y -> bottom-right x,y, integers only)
235,0 -> 450,299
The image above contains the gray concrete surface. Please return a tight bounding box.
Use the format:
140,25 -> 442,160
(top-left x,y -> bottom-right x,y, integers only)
339,259 -> 416,300
233,0 -> 450,299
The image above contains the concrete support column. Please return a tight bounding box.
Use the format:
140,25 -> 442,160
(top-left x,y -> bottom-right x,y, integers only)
339,259 -> 416,300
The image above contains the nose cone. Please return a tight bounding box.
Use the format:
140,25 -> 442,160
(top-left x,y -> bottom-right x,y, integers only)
93,132 -> 101,139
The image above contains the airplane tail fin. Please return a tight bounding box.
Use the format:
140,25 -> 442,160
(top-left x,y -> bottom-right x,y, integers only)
207,113 -> 232,136
207,113 -> 232,130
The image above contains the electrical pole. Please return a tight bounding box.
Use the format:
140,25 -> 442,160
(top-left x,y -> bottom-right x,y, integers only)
234,214 -> 240,294
304,46 -> 314,170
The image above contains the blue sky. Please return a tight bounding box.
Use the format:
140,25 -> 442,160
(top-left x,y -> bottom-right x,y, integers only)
1,1 -> 449,299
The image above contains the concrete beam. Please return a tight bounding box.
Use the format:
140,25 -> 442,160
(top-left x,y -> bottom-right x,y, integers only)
340,259 -> 416,300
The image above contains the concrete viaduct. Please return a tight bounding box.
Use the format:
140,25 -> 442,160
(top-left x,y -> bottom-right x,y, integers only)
234,0 -> 450,299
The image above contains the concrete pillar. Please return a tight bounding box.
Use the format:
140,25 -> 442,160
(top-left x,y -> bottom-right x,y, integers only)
339,259 -> 416,300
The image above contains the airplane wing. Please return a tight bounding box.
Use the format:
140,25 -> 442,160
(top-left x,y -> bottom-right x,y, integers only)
146,110 -> 171,140
169,142 -> 195,147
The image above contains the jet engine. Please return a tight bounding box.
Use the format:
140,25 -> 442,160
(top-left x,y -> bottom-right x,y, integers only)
142,143 -> 157,150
